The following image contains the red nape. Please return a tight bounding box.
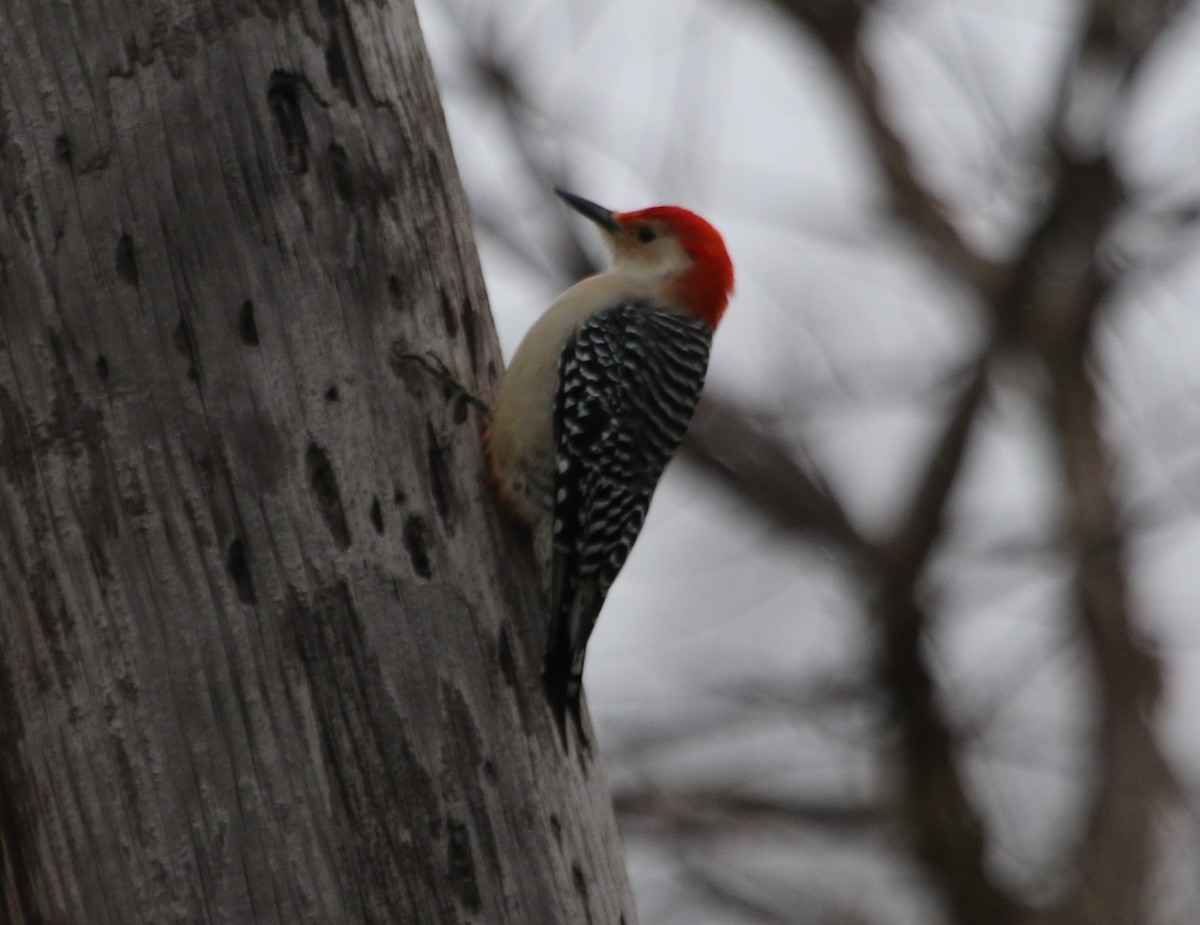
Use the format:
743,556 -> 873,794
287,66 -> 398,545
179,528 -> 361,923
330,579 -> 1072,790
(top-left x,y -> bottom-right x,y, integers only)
623,206 -> 735,329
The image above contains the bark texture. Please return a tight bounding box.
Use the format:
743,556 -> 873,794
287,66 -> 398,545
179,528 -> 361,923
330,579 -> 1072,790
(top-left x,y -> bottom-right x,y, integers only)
0,1 -> 635,922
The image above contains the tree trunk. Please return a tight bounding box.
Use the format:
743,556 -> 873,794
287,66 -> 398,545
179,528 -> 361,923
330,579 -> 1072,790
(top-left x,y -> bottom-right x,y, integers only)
0,1 -> 635,922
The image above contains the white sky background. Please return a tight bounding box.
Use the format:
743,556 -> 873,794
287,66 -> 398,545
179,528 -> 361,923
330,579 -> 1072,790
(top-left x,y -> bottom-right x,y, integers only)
415,0 -> 1200,921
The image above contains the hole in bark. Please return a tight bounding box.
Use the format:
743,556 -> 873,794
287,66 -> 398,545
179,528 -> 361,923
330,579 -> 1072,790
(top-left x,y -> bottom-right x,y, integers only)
498,628 -> 518,689
461,298 -> 479,372
369,496 -> 383,533
572,863 -> 589,904
115,234 -> 138,285
226,537 -> 256,604
173,318 -> 200,382
388,275 -> 404,311
325,39 -> 355,106
55,134 -> 72,165
95,355 -> 109,380
439,288 -> 458,338
393,486 -> 407,506
238,300 -> 260,346
446,819 -> 481,912
325,384 -> 339,402
483,759 -> 497,782
549,813 -> 562,845
307,442 -> 351,549
327,142 -> 354,203
403,515 -> 431,578
268,72 -> 309,175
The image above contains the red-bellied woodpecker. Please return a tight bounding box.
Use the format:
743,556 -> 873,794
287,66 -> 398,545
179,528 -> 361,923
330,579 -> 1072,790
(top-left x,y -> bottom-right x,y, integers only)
486,189 -> 734,746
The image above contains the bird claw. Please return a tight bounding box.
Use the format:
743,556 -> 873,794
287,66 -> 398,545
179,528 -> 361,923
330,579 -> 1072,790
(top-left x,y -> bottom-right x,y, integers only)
388,347 -> 493,419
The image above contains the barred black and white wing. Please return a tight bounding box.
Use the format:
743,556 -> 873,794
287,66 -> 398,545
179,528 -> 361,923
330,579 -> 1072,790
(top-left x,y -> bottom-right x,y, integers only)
544,302 -> 713,744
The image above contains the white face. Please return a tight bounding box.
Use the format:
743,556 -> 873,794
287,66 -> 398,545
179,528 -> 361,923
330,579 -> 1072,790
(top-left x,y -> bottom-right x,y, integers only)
604,219 -> 692,282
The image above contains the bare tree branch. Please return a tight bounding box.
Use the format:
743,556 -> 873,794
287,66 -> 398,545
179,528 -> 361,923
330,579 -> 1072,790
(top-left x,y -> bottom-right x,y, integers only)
780,1 -> 1188,919
683,394 -> 871,557
684,859 -> 888,925
1036,350 -> 1171,925
769,0 -> 1003,297
1018,4 -> 1188,921
685,867 -> 797,925
614,788 -> 882,837
680,352 -> 1019,925
870,355 -> 1029,925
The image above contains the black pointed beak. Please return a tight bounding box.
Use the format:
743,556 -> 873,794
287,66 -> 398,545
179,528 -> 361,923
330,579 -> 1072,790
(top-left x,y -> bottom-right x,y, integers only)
554,188 -> 620,233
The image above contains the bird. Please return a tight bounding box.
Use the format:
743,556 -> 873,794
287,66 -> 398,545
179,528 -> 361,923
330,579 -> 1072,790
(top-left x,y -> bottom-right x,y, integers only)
485,189 -> 734,746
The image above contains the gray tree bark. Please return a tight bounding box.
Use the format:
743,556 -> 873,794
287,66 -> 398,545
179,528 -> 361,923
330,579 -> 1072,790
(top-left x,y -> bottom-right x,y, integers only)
0,1 -> 636,923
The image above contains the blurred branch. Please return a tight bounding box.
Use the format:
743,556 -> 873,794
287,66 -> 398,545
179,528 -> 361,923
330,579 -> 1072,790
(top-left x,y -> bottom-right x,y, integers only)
771,2 -> 1190,922
719,672 -> 873,712
882,357 -> 989,577
491,88 -> 599,282
614,788 -> 882,836
683,394 -> 871,556
684,860 -> 888,925
1047,0 -> 1192,152
603,674 -> 873,770
674,354 -> 1017,923
444,2 -> 599,283
769,0 -> 1003,297
686,866 -> 797,925
872,353 -> 1028,925
1022,4 -> 1186,922
1036,349 -> 1171,925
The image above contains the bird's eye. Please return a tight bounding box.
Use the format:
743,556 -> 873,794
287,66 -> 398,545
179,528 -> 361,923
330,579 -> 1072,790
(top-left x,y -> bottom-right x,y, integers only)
636,225 -> 657,243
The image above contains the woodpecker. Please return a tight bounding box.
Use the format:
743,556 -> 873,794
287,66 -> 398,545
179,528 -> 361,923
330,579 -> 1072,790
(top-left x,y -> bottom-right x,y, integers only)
486,189 -> 734,745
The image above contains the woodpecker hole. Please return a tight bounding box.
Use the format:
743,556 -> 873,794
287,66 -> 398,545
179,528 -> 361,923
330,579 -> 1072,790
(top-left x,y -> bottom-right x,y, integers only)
325,42 -> 347,90
268,72 -> 309,175
226,537 -> 256,604
115,234 -> 138,286
95,355 -> 109,380
55,134 -> 72,165
393,485 -> 407,506
238,300 -> 260,346
461,298 -> 479,373
549,813 -> 563,845
327,142 -> 354,203
446,818 -> 481,912
325,39 -> 356,107
307,442 -> 351,549
324,384 -> 340,402
572,864 -> 589,904
483,759 -> 497,783
497,627 -> 518,690
439,288 -> 458,338
173,317 -> 200,382
387,275 -> 406,312
369,496 -> 384,534
402,515 -> 431,578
